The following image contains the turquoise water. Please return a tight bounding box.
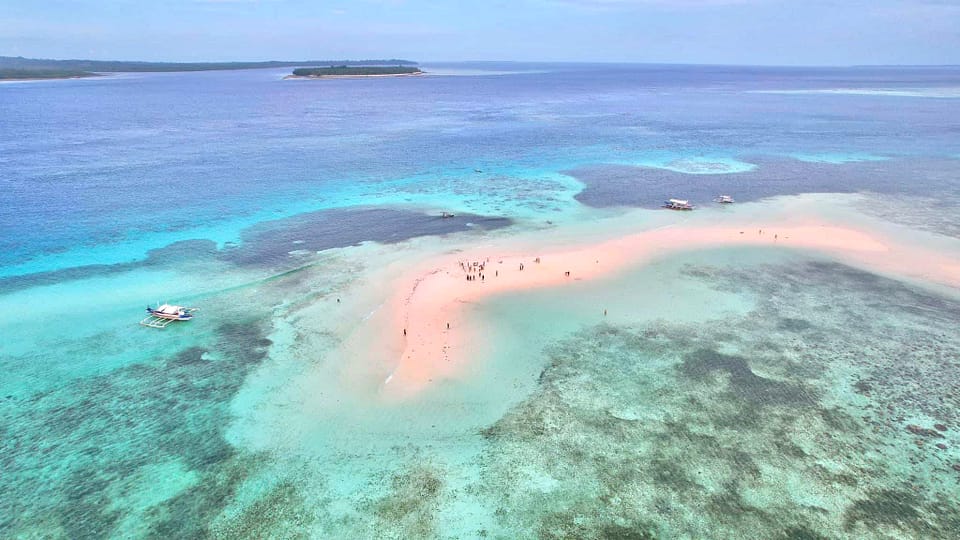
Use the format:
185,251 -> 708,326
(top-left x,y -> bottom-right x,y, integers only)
2,64 -> 960,538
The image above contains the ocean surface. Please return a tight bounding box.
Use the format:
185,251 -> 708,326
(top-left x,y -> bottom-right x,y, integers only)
1,63 -> 960,538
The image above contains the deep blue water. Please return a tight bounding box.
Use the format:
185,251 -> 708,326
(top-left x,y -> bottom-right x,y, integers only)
2,63 -> 959,279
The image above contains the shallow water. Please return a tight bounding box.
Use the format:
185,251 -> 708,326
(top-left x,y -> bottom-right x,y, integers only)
476,255 -> 960,538
2,63 -> 960,538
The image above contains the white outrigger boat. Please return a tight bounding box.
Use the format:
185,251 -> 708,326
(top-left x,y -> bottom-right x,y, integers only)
714,195 -> 735,204
663,198 -> 695,211
140,303 -> 198,329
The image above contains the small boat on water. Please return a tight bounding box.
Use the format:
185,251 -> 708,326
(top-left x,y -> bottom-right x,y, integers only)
440,211 -> 456,218
663,198 -> 695,211
140,304 -> 198,328
715,195 -> 735,204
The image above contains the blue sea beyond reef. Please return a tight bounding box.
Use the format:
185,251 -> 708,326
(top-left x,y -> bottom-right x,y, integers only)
1,63 -> 960,538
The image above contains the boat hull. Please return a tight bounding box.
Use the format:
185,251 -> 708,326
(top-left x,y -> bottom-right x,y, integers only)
145,309 -> 193,320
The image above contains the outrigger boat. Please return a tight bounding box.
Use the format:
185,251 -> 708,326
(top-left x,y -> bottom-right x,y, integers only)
663,198 -> 695,211
714,195 -> 735,204
140,303 -> 198,329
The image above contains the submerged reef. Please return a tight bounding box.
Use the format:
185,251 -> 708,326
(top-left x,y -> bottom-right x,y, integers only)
4,254 -> 960,538
0,207 -> 511,294
477,261 -> 960,539
370,465 -> 445,538
0,321 -> 274,538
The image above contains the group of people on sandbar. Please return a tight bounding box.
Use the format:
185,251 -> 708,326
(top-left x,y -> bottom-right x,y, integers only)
456,254 -> 580,282
460,258 -> 489,281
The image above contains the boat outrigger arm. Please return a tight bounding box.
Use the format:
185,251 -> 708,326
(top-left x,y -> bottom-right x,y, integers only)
140,304 -> 199,329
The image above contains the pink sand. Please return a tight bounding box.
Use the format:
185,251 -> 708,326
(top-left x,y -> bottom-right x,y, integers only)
375,221 -> 960,400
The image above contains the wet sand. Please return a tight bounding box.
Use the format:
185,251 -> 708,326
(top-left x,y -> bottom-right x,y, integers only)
375,220 -> 960,399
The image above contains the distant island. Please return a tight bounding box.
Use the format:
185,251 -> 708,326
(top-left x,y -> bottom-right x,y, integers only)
286,66 -> 423,79
0,56 -> 419,80
0,68 -> 99,81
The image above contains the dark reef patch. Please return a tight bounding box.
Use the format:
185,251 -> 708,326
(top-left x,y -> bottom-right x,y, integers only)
0,319 -> 275,538
477,259 -> 960,538
537,507 -> 660,540
843,489 -> 927,534
225,207 -> 511,267
568,157 -> 960,223
778,317 -> 813,332
207,481 -> 311,539
779,525 -> 831,540
371,465 -> 445,539
0,207 -> 512,294
679,348 -> 817,407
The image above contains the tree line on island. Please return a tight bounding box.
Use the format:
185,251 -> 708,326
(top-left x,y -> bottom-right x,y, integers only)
291,65 -> 422,77
0,56 -> 419,80
0,68 -> 99,80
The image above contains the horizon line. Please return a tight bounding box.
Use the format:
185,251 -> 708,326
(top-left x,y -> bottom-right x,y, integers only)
4,54 -> 959,70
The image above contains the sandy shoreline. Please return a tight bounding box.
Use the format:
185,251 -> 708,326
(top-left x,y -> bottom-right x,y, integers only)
370,219 -> 960,400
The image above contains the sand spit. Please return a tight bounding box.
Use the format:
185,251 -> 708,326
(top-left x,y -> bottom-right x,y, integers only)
374,221 -> 959,400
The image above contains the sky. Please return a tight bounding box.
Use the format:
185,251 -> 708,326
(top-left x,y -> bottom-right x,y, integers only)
1,0 -> 958,65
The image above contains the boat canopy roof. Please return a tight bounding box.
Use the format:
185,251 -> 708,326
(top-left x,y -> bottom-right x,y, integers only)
668,199 -> 689,205
156,304 -> 182,313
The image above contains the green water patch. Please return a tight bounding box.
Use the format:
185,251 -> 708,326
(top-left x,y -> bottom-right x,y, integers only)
475,260 -> 960,539
0,319 -> 275,538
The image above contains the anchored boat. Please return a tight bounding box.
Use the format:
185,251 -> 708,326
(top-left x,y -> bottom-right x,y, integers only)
663,198 -> 694,211
140,304 -> 198,329
715,195 -> 735,204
